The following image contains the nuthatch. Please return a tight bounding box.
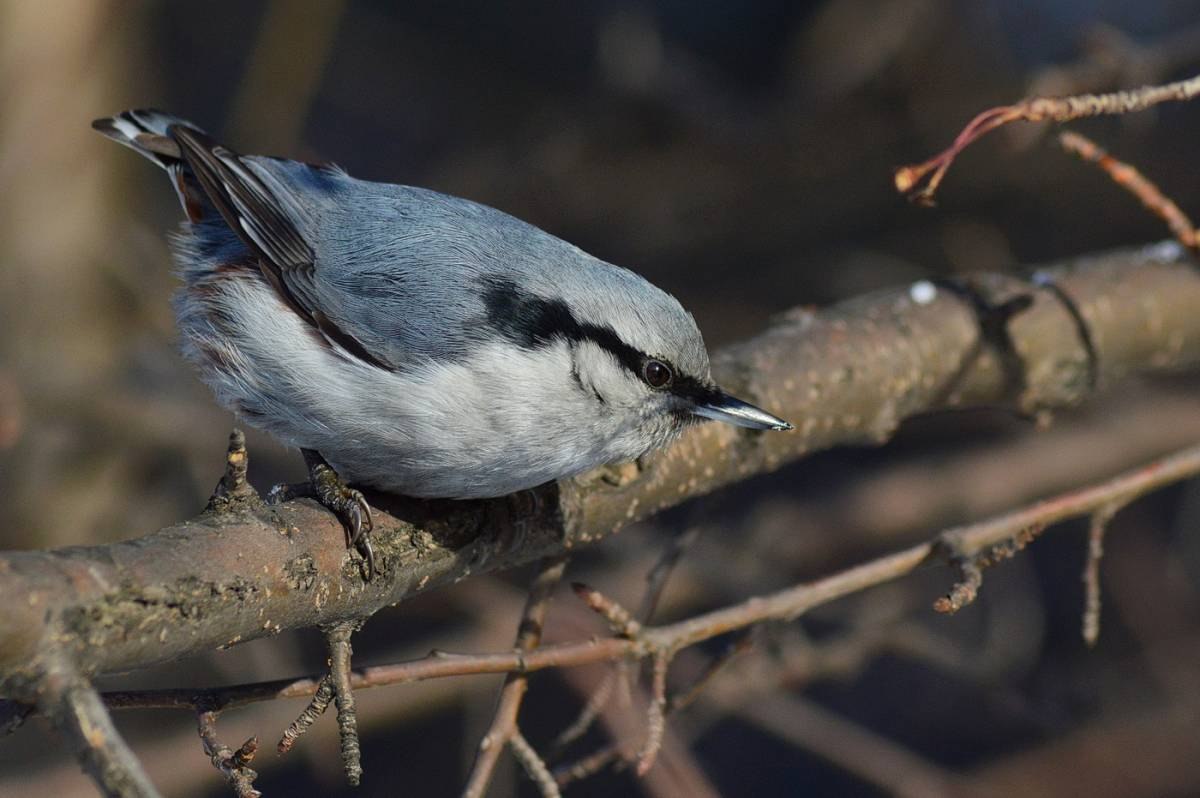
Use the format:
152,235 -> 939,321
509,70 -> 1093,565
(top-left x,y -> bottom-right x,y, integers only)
95,109 -> 791,575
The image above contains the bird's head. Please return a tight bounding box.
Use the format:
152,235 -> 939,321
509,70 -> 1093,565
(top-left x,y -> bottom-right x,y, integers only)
481,271 -> 791,460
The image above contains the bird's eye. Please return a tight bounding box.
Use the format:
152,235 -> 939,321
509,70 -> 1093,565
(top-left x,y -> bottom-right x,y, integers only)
642,359 -> 673,389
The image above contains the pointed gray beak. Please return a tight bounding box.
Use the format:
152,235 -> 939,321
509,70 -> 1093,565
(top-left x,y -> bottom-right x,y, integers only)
691,391 -> 793,431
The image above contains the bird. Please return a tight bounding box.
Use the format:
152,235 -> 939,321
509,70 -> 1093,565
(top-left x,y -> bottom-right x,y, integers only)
93,108 -> 792,577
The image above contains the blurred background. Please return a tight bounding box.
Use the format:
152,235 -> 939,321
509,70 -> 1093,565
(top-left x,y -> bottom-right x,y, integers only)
3,1 -> 1200,796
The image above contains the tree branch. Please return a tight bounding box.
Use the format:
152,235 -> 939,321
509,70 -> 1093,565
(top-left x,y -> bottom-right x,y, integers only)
72,441 -> 1200,718
36,655 -> 160,798
462,556 -> 568,798
1,244 -> 1198,703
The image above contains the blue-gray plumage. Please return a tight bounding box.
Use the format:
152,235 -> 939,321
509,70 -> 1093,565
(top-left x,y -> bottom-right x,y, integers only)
94,108 -> 790,570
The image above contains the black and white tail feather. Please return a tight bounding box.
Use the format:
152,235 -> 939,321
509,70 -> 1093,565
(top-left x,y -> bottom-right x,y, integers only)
93,109 -> 311,270
92,109 -> 387,367
92,109 -> 209,221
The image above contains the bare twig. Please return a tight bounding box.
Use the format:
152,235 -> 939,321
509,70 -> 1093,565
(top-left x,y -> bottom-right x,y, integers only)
572,583 -> 642,639
552,529 -> 699,756
667,631 -> 755,714
552,633 -> 748,787
37,658 -> 160,798
555,745 -> 624,788
1059,130 -> 1199,250
196,709 -> 261,798
635,652 -> 670,776
1082,502 -> 1122,646
932,556 -> 984,614
548,668 -> 617,754
936,518 -> 1077,614
895,74 -> 1200,203
1015,22 -> 1200,149
326,622 -> 363,786
277,675 -> 333,753
509,730 -> 562,798
553,633 -> 753,787
462,556 -> 568,798
638,527 -> 701,622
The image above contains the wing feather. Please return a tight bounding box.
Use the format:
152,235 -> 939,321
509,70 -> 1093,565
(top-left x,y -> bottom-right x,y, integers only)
170,126 -> 393,370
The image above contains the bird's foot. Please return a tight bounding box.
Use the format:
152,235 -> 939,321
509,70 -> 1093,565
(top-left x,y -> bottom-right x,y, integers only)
297,449 -> 376,580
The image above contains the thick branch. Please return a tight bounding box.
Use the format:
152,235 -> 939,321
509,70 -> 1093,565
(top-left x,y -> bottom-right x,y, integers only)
77,441 -> 1200,716
1,243 -> 1198,698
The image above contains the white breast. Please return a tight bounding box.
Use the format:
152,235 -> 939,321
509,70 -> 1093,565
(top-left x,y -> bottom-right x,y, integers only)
174,267 -> 651,498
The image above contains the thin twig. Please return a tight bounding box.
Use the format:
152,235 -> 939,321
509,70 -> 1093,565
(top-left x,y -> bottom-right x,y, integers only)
932,557 -> 984,614
277,674 -> 334,753
1082,502 -> 1122,646
1059,130 -> 1199,250
636,652 -> 670,776
462,556 -> 568,798
548,668 -> 617,754
554,633 -> 753,787
552,529 -> 699,756
667,631 -> 755,713
934,520 -> 1053,614
554,745 -> 625,788
1015,21 -> 1200,150
37,658 -> 161,798
509,730 -> 562,798
638,527 -> 701,622
326,622 -> 363,786
572,583 -> 642,639
895,73 -> 1200,203
196,709 -> 261,798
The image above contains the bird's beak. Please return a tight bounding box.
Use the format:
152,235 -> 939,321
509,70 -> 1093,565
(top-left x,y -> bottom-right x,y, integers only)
691,390 -> 793,431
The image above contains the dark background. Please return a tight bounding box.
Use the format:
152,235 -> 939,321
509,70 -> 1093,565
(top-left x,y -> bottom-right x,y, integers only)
2,1 -> 1200,796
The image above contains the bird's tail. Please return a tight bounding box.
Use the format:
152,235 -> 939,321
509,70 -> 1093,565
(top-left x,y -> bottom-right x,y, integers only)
92,109 -> 210,221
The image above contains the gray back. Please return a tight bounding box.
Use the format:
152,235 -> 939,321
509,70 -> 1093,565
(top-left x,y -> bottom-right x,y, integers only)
250,158 -> 709,376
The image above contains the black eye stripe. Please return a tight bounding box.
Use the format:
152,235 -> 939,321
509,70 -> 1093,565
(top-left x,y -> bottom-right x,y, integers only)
669,374 -> 721,404
480,278 -> 710,400
482,277 -> 579,350
482,277 -> 652,376
576,322 -> 646,375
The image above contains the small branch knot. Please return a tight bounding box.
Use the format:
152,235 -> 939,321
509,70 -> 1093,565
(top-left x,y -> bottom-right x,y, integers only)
207,429 -> 261,512
197,708 -> 261,798
933,557 -> 983,614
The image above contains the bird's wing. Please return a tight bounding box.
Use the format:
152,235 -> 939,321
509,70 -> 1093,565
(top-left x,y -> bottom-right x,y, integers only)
171,126 -> 395,370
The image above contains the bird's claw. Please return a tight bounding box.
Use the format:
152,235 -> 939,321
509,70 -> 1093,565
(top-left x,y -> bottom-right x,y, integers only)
344,491 -> 376,579
307,457 -> 377,580
345,491 -> 373,546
